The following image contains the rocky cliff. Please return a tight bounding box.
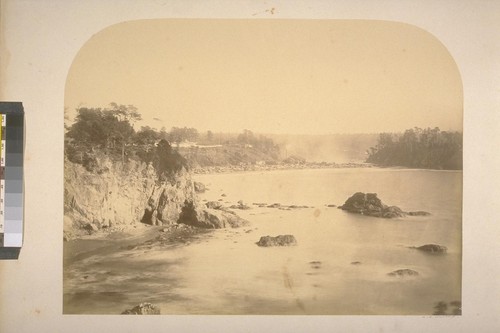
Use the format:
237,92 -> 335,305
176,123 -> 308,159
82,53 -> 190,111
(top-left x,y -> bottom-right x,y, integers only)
64,156 -> 246,240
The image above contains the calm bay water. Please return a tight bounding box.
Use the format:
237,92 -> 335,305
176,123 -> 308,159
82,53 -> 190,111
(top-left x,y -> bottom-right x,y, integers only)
64,167 -> 462,315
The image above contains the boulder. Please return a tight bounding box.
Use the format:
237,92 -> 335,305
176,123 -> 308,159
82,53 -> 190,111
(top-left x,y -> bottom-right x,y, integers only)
178,200 -> 248,229
205,201 -> 223,210
339,192 -> 406,218
121,302 -> 160,315
256,235 -> 297,247
229,200 -> 251,210
414,244 -> 447,254
382,206 -> 405,218
197,209 -> 248,228
193,181 -> 207,193
387,269 -> 419,277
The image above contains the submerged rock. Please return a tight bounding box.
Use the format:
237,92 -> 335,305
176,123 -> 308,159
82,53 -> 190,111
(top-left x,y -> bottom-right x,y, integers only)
121,302 -> 160,315
408,211 -> 431,216
229,200 -> 251,210
309,261 -> 322,269
288,205 -> 309,209
387,269 -> 419,277
256,235 -> 297,247
267,203 -> 281,208
414,244 -> 448,254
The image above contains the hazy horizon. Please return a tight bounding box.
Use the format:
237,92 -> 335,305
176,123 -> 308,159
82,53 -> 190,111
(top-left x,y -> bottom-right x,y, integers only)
65,19 -> 462,135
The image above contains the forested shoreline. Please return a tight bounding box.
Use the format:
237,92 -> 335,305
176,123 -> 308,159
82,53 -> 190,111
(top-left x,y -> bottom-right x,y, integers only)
366,127 -> 462,170
65,105 -> 462,172
64,104 -> 281,171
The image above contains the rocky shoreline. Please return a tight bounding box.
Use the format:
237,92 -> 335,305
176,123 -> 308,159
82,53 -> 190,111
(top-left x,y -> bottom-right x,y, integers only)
65,161 -> 457,315
192,161 -> 372,174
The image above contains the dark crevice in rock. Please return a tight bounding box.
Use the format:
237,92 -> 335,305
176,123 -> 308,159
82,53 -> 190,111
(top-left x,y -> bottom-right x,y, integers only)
178,200 -> 200,227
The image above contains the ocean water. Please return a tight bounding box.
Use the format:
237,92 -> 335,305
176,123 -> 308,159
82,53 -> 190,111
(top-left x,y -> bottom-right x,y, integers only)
63,167 -> 462,315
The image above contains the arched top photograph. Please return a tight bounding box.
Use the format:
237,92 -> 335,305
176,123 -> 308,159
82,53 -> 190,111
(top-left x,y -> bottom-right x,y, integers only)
63,18 -> 463,315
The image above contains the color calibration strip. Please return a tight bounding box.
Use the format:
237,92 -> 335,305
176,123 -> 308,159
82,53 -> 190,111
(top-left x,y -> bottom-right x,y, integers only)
0,114 -> 5,235
0,102 -> 24,259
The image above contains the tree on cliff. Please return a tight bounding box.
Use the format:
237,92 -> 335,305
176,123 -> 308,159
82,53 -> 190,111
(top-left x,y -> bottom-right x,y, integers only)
66,105 -> 138,162
107,102 -> 142,123
366,127 -> 462,170
168,127 -> 199,144
135,126 -> 160,145
65,104 -> 187,175
154,139 -> 188,179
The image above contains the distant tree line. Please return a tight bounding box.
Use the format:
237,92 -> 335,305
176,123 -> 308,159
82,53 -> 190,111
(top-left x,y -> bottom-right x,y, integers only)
236,129 -> 279,153
366,127 -> 462,170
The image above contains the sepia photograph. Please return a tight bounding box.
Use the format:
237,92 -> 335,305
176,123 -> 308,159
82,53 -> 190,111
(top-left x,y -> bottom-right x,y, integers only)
63,19 -> 462,315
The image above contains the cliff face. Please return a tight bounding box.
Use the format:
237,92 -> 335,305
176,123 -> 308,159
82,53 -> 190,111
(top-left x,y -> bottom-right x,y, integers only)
64,156 -> 245,240
64,157 -> 197,239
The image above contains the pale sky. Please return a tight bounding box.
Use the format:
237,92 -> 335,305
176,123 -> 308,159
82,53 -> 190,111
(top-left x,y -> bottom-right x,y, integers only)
65,19 -> 462,134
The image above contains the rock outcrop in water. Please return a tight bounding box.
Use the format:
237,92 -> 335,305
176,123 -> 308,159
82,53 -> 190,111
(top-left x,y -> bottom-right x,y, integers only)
407,211 -> 431,216
178,200 -> 247,229
413,244 -> 448,254
339,192 -> 405,218
229,200 -> 252,210
256,235 -> 297,247
121,302 -> 160,315
387,269 -> 419,277
339,192 -> 430,219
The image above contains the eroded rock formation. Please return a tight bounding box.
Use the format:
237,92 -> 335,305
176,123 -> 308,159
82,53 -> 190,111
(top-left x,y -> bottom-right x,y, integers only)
339,192 -> 430,219
64,156 -> 246,239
